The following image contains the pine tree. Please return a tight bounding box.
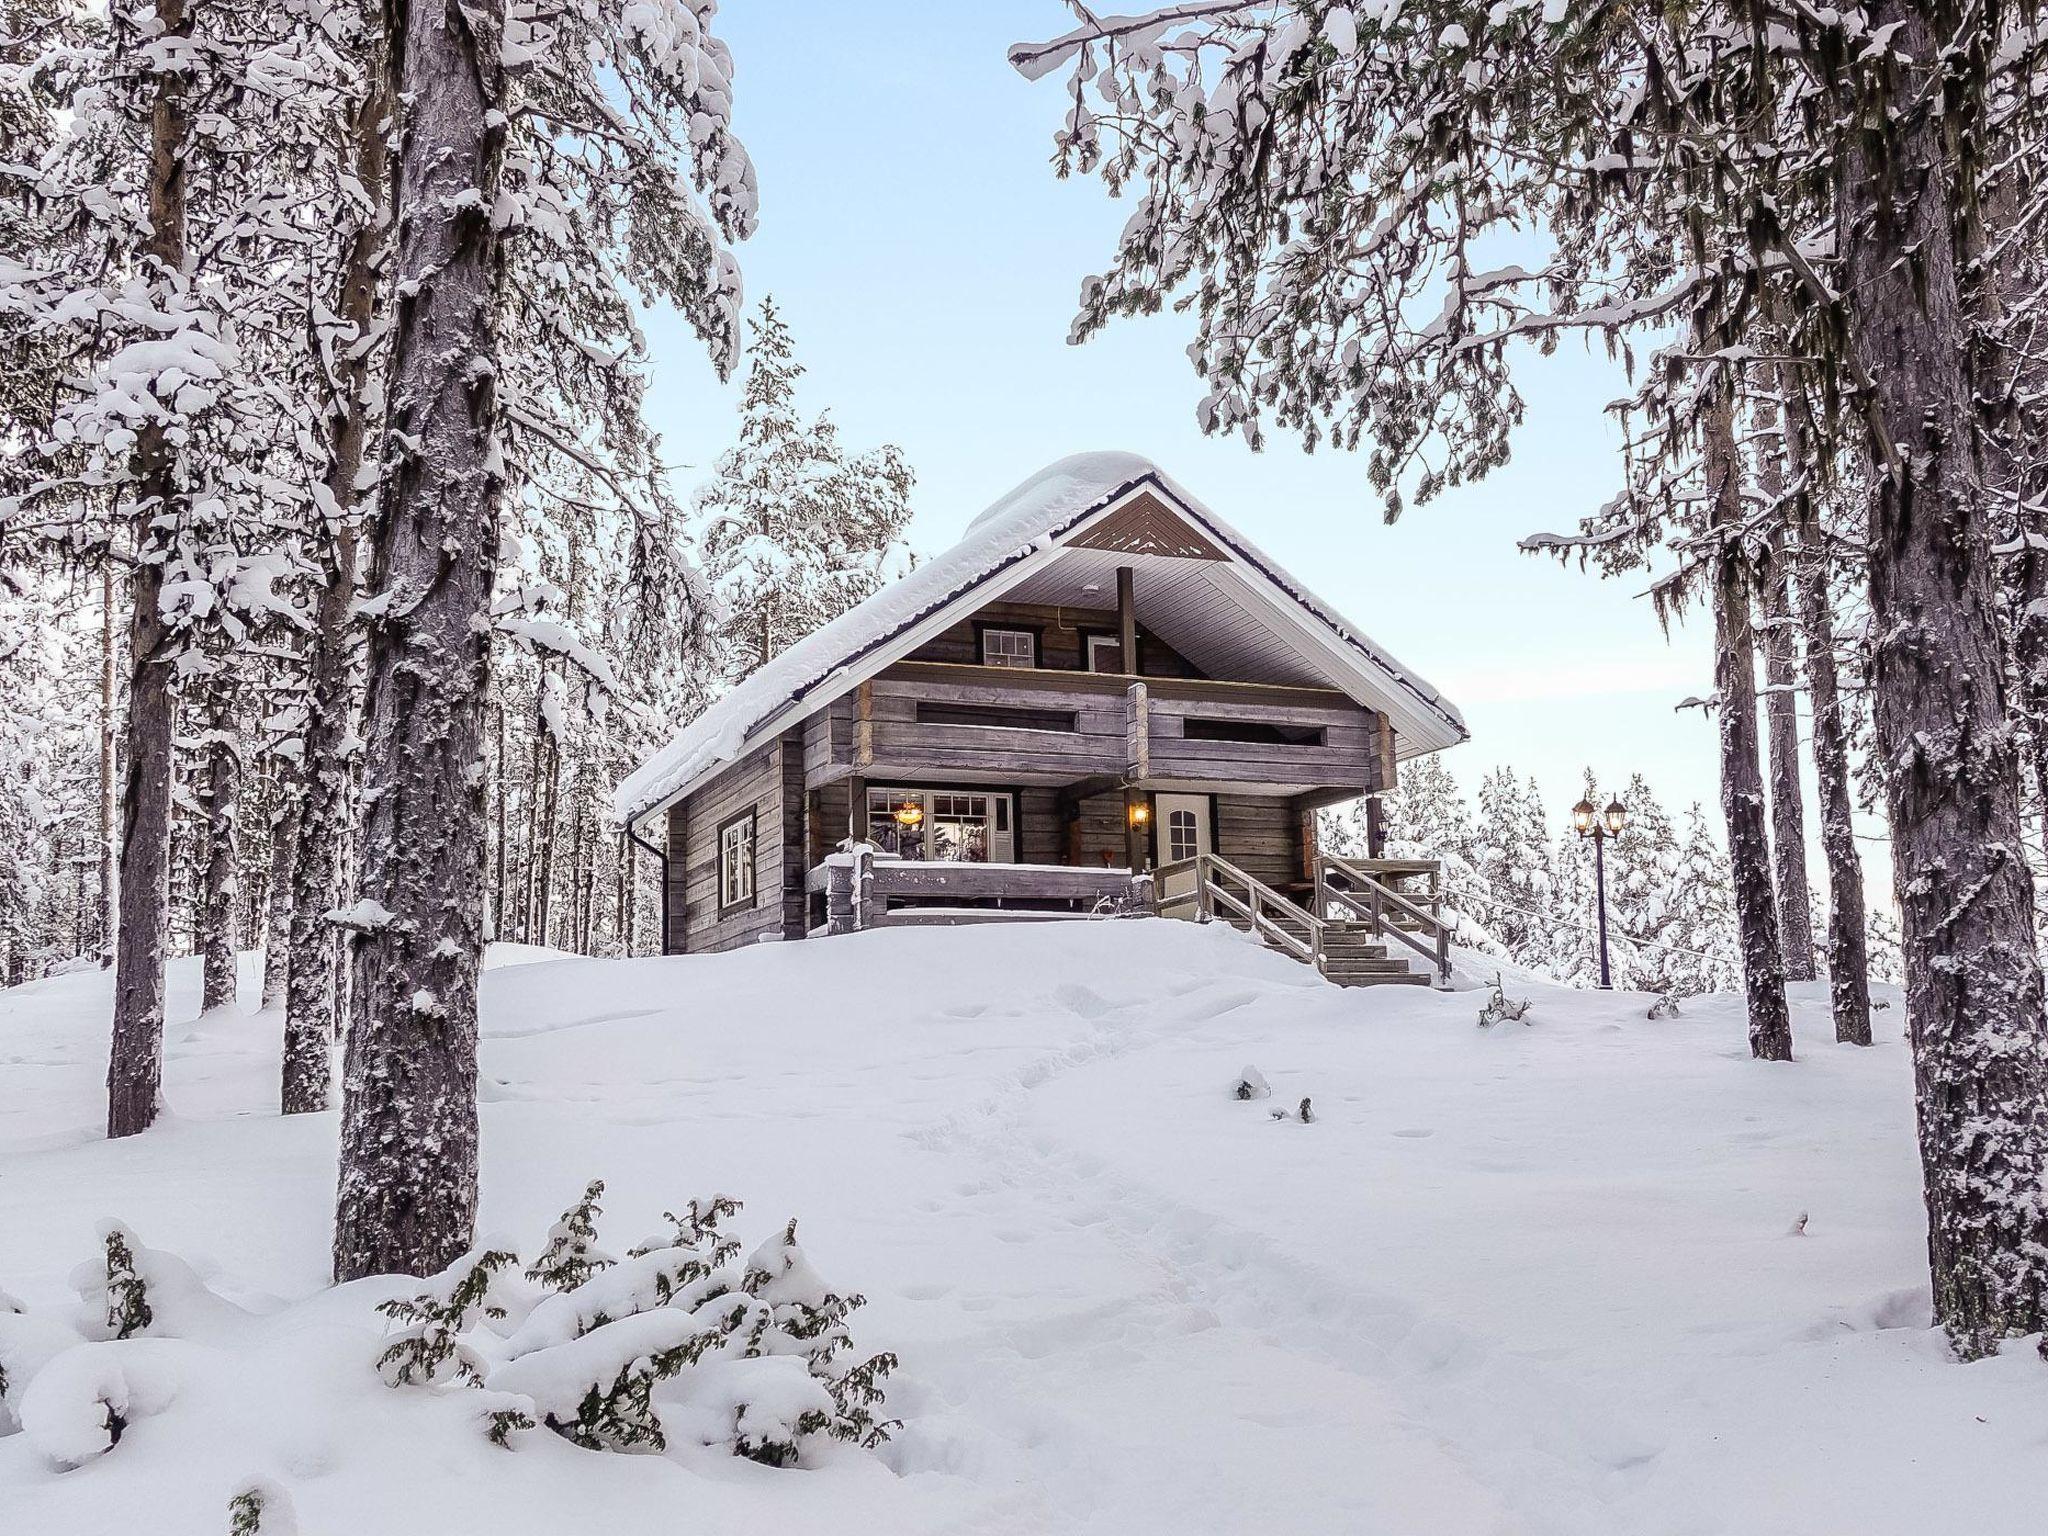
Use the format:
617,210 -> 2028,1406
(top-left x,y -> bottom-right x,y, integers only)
697,297 -> 913,680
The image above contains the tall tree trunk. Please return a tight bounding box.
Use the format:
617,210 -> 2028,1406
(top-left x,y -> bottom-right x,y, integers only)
1705,389 -> 1793,1061
98,565 -> 118,965
107,0 -> 191,1139
490,691 -> 506,941
333,0 -> 506,1281
284,9 -> 394,1115
534,728 -> 560,946
199,674 -> 240,1011
1778,370 -> 1873,1047
1842,0 -> 2048,1353
262,792 -> 298,1010
1757,532 -> 1817,981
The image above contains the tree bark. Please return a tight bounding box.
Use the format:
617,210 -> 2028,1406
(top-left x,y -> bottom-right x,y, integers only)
1757,531 -> 1817,981
1705,390 -> 1793,1061
199,673 -> 240,1012
1777,371 -> 1873,1047
262,791 -> 298,1010
284,8 -> 394,1115
332,0 -> 506,1280
98,565 -> 118,965
107,0 -> 191,1139
1842,0 -> 2048,1352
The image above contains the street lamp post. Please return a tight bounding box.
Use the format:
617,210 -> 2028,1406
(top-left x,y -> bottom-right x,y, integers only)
1571,795 -> 1629,989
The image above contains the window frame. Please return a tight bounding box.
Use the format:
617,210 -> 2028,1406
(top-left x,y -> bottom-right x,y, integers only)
1080,629 -> 1128,674
974,622 -> 1041,670
716,807 -> 758,917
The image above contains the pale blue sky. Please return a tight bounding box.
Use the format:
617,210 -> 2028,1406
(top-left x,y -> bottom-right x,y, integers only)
643,2 -> 1787,854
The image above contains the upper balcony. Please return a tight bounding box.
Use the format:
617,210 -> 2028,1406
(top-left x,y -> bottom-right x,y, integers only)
802,660 -> 1388,798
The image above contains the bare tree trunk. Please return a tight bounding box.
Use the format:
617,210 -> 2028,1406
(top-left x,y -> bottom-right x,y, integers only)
98,565 -> 119,965
199,674 -> 240,1011
490,692 -> 506,941
1757,531 -> 1816,981
262,791 -> 298,1010
285,11 -> 394,1115
1843,0 -> 2048,1353
1705,389 -> 1792,1061
617,828 -> 631,957
333,0 -> 506,1281
521,703 -> 545,941
534,727 -> 560,946
1778,370 -> 1873,1047
107,0 -> 191,1140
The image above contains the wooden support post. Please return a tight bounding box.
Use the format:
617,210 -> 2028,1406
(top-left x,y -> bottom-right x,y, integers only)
1124,788 -> 1149,874
1365,794 -> 1386,859
854,681 -> 874,772
1117,565 -> 1138,675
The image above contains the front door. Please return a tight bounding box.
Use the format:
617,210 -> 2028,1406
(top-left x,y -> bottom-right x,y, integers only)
1154,793 -> 1211,899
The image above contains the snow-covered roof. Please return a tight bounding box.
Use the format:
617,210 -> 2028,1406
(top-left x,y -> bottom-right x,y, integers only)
615,452 -> 1468,826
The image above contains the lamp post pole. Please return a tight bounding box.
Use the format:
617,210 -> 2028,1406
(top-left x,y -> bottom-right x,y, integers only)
1591,827 -> 1612,990
1572,795 -> 1628,991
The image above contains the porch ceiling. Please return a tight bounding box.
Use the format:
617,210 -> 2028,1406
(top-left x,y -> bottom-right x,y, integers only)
1000,548 -> 1354,695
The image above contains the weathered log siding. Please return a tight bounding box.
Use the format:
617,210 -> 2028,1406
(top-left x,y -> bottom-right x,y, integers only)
668,733 -> 798,954
906,600 -> 1202,675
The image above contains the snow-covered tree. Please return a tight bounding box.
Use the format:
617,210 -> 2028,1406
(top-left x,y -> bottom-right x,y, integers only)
696,297 -> 913,681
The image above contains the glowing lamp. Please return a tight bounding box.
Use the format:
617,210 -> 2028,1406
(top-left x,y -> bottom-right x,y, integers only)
1571,798 -> 1596,836
1127,801 -> 1151,828
1604,799 -> 1627,835
893,801 -> 924,828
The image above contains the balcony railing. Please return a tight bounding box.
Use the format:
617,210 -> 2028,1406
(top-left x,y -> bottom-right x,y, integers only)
804,661 -> 1384,793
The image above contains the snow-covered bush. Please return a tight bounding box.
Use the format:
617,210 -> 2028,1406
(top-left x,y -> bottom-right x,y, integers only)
227,1480 -> 299,1535
370,1183 -> 899,1466
1233,1065 -> 1271,1101
527,1180 -> 618,1292
729,1219 -> 900,1462
1477,975 -> 1532,1028
375,1246 -> 524,1387
17,1337 -> 183,1466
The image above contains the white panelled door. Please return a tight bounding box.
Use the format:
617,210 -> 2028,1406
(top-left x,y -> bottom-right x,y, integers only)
1155,793 -> 1211,899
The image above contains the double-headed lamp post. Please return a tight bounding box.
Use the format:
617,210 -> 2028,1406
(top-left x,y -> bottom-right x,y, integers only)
1571,795 -> 1629,989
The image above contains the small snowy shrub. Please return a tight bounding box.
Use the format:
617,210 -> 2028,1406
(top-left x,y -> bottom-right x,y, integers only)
471,1187 -> 896,1465
731,1219 -> 900,1462
98,1227 -> 153,1339
1477,974 -> 1531,1027
527,1180 -> 618,1292
228,1479 -> 298,1535
1269,1097 -> 1314,1124
376,1246 -> 522,1386
1233,1065 -> 1271,1101
1647,993 -> 1683,1020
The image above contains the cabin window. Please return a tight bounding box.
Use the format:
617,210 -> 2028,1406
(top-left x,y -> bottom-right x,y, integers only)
917,701 -> 1076,733
1182,717 -> 1327,747
979,627 -> 1037,669
867,788 -> 1014,863
717,810 -> 756,913
1166,807 -> 1201,863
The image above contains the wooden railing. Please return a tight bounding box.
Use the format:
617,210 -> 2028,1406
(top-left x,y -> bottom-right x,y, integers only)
1316,855 -> 1451,984
1153,850 -> 1453,987
1153,852 -> 1326,972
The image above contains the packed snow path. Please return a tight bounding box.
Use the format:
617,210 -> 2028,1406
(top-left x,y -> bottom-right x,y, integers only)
2,924 -> 2042,1534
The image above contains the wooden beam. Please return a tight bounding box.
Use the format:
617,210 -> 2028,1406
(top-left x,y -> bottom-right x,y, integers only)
1116,565 -> 1137,675
1365,794 -> 1387,859
1124,787 -> 1149,873
1125,680 -> 1150,780
1376,714 -> 1398,793
854,680 -> 874,770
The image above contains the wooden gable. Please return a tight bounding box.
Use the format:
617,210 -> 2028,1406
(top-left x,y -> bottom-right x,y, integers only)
1069,490 -> 1228,561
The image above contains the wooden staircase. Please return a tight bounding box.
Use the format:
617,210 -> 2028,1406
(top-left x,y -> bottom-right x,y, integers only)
1151,852 -> 1450,989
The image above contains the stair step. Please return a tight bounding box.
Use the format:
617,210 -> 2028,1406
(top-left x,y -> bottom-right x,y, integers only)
1331,971 -> 1432,988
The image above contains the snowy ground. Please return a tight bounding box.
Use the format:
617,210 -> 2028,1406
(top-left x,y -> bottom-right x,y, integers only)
1,921 -> 2043,1535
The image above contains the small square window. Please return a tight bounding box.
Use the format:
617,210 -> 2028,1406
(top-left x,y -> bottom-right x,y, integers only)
980,627 -> 1037,668
718,811 -> 756,913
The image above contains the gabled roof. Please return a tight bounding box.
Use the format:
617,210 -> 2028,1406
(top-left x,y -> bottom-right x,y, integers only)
614,452 -> 1469,827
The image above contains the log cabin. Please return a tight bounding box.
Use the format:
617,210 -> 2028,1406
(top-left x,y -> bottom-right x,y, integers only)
614,453 -> 1469,983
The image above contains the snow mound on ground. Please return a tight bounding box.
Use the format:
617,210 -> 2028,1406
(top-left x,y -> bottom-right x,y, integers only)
0,920 -> 2005,1536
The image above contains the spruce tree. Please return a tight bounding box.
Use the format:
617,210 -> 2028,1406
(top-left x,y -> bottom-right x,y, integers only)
696,297 -> 913,681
